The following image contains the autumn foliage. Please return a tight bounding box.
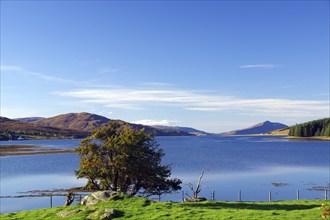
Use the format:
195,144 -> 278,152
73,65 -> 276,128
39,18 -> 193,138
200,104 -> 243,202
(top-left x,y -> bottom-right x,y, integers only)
75,121 -> 181,196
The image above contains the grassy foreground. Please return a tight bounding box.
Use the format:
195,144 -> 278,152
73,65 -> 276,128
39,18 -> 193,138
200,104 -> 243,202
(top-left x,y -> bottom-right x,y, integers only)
1,195 -> 325,220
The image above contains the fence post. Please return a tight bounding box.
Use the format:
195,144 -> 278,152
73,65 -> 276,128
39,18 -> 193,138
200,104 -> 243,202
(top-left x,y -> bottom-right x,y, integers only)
182,191 -> 185,202
50,194 -> 53,208
297,190 -> 300,200
268,191 -> 272,202
325,190 -> 328,200
238,190 -> 241,202
79,195 -> 82,204
213,190 -> 215,201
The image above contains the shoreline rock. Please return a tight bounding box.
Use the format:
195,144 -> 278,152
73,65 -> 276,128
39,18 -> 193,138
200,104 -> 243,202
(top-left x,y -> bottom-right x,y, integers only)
81,190 -> 118,206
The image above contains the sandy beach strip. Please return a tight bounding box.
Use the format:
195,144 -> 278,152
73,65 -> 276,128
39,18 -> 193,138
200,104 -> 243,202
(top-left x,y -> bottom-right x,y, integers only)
0,145 -> 75,156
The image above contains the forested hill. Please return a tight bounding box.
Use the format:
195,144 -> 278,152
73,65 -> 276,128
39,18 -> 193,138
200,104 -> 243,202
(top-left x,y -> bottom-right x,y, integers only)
288,118 -> 330,137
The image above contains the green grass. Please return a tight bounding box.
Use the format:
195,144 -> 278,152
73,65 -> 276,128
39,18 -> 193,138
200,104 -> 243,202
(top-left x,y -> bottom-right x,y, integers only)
0,195 -> 325,220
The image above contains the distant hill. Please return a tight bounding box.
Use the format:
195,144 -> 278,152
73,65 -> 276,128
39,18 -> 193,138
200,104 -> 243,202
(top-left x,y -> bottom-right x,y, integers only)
0,117 -> 88,140
223,121 -> 288,135
151,125 -> 209,136
0,113 -> 193,140
34,112 -> 110,132
33,112 -> 192,136
13,117 -> 44,123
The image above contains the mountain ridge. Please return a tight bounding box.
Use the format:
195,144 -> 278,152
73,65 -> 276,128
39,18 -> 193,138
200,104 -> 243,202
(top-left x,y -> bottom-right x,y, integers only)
151,125 -> 209,136
222,121 -> 288,135
34,112 -> 110,132
0,113 -> 193,140
0,116 -> 88,140
0,112 -> 193,139
34,112 -> 193,136
13,117 -> 45,123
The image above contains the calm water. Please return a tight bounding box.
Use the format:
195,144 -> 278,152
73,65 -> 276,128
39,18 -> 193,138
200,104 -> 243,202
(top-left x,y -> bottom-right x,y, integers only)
0,136 -> 329,213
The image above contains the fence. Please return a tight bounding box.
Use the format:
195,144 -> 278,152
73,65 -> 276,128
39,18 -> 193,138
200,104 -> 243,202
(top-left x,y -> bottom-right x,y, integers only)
175,189 -> 329,203
1,189 -> 329,210
0,193 -> 88,209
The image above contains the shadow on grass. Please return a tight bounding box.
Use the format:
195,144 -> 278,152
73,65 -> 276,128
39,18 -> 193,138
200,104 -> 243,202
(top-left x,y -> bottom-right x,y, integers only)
180,202 -> 319,211
112,210 -> 125,218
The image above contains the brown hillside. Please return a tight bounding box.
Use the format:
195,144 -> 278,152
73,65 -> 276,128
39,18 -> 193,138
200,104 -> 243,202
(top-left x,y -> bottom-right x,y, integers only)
34,113 -> 193,136
267,128 -> 290,135
34,112 -> 111,132
0,117 -> 88,139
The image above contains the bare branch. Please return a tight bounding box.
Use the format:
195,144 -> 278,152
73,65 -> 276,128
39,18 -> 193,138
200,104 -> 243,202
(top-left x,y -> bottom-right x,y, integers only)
187,183 -> 194,191
185,169 -> 206,201
184,192 -> 192,199
194,169 -> 205,198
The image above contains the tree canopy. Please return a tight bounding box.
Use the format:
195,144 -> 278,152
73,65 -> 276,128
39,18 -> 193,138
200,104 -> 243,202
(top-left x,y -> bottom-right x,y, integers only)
288,118 -> 330,137
75,121 -> 181,196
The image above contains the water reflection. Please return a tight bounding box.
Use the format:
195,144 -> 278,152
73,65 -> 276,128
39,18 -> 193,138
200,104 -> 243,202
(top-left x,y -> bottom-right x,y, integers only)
0,136 -> 329,212
0,174 -> 86,213
1,174 -> 86,196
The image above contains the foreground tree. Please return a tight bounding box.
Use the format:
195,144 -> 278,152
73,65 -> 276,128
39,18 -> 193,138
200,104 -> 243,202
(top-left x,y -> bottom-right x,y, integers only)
75,121 -> 181,196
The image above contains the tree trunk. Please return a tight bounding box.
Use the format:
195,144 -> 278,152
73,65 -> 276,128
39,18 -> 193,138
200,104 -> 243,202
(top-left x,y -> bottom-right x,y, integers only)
64,192 -> 75,206
113,171 -> 119,191
194,169 -> 205,199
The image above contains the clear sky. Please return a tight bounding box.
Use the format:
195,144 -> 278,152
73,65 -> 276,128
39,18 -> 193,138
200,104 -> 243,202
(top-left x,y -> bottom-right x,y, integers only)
1,1 -> 329,133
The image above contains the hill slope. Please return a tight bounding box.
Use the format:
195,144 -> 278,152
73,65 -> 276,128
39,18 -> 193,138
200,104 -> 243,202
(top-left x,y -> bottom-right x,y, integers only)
34,112 -> 110,132
0,117 -> 88,140
34,112 -> 192,136
0,194 -> 322,220
13,117 -> 44,123
267,127 -> 290,136
152,125 -> 209,136
223,121 -> 288,135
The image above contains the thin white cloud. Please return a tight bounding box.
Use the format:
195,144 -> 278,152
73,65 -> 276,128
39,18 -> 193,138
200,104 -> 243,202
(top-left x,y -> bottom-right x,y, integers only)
312,92 -> 330,97
1,65 -> 103,87
99,67 -> 121,74
55,88 -> 330,118
80,59 -> 102,66
1,65 -> 72,83
240,64 -> 281,69
0,65 -> 23,72
131,119 -> 179,126
140,82 -> 173,87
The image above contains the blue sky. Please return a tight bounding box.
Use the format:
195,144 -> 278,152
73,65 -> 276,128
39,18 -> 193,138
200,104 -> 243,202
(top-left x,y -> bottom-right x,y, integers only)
1,1 -> 329,132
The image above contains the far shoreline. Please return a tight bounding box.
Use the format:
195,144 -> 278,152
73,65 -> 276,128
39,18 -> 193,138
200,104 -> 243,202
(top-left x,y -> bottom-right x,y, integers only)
284,136 -> 330,141
221,134 -> 330,141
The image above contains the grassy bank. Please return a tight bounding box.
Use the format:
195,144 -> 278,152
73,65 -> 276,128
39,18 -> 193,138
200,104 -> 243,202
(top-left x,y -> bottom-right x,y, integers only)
1,195 -> 325,220
266,128 -> 330,141
285,136 -> 330,141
